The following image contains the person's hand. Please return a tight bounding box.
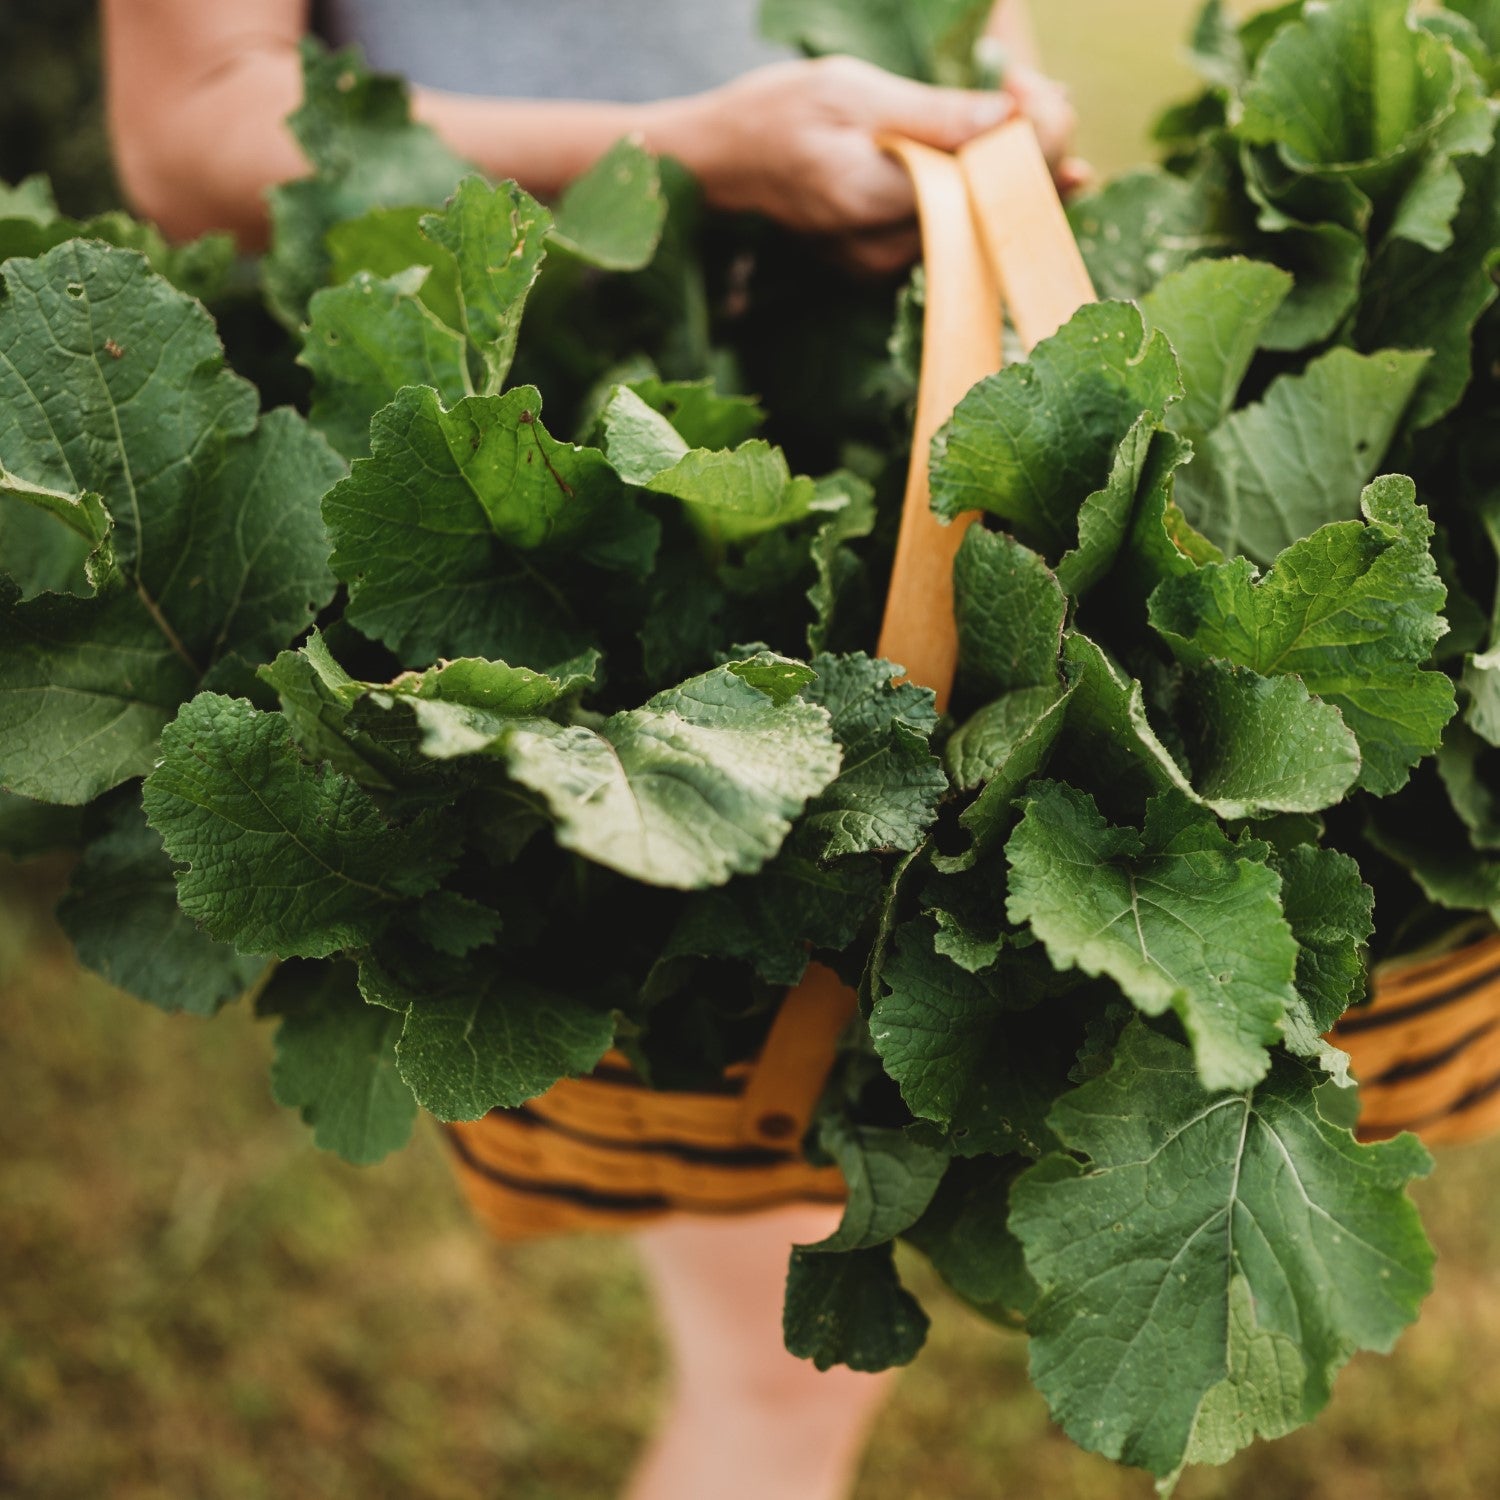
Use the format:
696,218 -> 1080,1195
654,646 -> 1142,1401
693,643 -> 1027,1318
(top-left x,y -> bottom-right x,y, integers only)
649,56 -> 1015,236
1005,63 -> 1090,196
647,55 -> 1083,276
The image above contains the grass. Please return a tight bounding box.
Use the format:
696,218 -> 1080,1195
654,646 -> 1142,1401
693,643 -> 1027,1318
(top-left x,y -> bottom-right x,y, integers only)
5,857 -> 1500,1500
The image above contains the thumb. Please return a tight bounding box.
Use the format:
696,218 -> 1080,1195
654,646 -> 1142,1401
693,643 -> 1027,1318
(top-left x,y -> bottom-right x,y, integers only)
863,75 -> 1016,152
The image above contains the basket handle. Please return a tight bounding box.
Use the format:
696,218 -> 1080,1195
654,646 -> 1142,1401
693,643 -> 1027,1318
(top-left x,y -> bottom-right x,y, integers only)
737,121 -> 1091,1153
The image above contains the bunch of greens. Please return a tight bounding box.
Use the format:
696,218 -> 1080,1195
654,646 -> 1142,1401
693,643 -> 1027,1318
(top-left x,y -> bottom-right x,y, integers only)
1,0 -> 1496,1482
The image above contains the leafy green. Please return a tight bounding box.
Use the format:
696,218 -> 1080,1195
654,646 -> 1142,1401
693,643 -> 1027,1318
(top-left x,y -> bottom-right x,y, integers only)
323,384 -> 654,667
1139,257 -> 1292,440
57,795 -> 266,1015
783,1244 -> 930,1373
264,962 -> 420,1164
0,244 -> 341,804
551,137 -> 667,269
1007,783 -> 1299,1090
1012,1022 -> 1433,1475
265,43 -> 471,326
1150,476 -> 1456,795
142,694 -> 452,959
930,302 -> 1182,560
1174,346 -> 1429,563
798,654 -> 945,858
9,0 -> 1499,1470
871,920 -> 1066,1158
760,0 -> 991,84
394,973 -> 616,1120
806,1117 -> 950,1253
952,526 -> 1066,699
492,662 -> 842,888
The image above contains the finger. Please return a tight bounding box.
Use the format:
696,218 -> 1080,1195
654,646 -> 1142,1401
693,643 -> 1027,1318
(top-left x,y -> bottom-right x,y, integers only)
1057,157 -> 1095,199
827,222 -> 924,279
853,66 -> 1017,152
1003,66 -> 1076,169
822,137 -> 920,230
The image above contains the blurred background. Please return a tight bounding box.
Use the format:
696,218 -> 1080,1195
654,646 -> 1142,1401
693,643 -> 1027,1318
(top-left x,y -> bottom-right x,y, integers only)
5,2 -> 1500,1497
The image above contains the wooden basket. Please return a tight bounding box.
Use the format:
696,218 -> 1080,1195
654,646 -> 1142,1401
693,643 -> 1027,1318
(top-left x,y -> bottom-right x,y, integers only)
445,123 -> 1500,1243
1334,934 -> 1500,1147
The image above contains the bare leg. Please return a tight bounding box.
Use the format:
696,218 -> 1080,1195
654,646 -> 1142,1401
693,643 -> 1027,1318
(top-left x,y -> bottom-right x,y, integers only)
625,1204 -> 896,1500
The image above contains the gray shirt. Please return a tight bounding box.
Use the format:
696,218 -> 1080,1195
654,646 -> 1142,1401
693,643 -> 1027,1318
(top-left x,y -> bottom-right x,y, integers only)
319,0 -> 793,103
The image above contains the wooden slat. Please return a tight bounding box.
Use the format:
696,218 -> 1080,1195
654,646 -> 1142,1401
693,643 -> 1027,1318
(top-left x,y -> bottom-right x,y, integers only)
959,122 -> 1096,351
874,137 -> 1004,712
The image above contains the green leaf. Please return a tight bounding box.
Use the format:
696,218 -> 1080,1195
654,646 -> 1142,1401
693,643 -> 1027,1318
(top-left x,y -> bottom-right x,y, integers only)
600,385 -> 823,549
1139,257 -> 1293,440
1115,433 -> 1217,602
324,384 -> 654,667
257,632 -> 398,787
1068,171 -> 1220,303
808,477 -> 877,654
302,268 -> 470,459
1054,415 -> 1164,598
393,972 -> 615,1119
1011,1021 -> 1434,1476
1054,636 -> 1359,821
0,583 -> 195,804
265,42 -> 472,326
952,526 -> 1066,699
1273,845 -> 1376,1050
492,661 -> 842,888
419,177 -> 553,393
760,0 -> 991,83
805,1118 -> 950,1253
798,653 -> 946,859
623,377 -> 765,451
1006,783 -> 1298,1090
870,920 -> 1066,1159
1358,142 -> 1500,428
946,684 -> 1066,793
57,795 -> 265,1015
1239,0 -> 1472,191
1439,721 -> 1500,849
550,137 -> 667,271
0,241 -> 254,577
264,961 -> 419,1163
940,684 -> 1072,869
905,1157 -> 1038,1325
930,302 -> 1182,558
1150,475 -> 1456,795
1466,641 -> 1500,746
357,651 -> 597,762
1173,660 -> 1363,819
142,694 -> 451,959
0,245 -> 342,802
1175,347 -> 1429,564
783,1245 -> 930,1373
654,850 -> 881,987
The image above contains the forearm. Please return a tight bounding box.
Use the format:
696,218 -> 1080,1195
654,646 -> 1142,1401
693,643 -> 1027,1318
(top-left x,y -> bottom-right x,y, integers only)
114,49 -> 307,247
413,88 -> 672,200
112,51 -> 695,248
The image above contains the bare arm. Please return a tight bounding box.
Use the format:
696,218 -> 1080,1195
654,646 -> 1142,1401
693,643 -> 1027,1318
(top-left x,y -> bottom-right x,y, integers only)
103,0 -> 1026,254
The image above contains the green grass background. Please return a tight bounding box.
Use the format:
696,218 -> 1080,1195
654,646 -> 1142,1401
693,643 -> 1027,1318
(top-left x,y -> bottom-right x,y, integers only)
7,3 -> 1500,1497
